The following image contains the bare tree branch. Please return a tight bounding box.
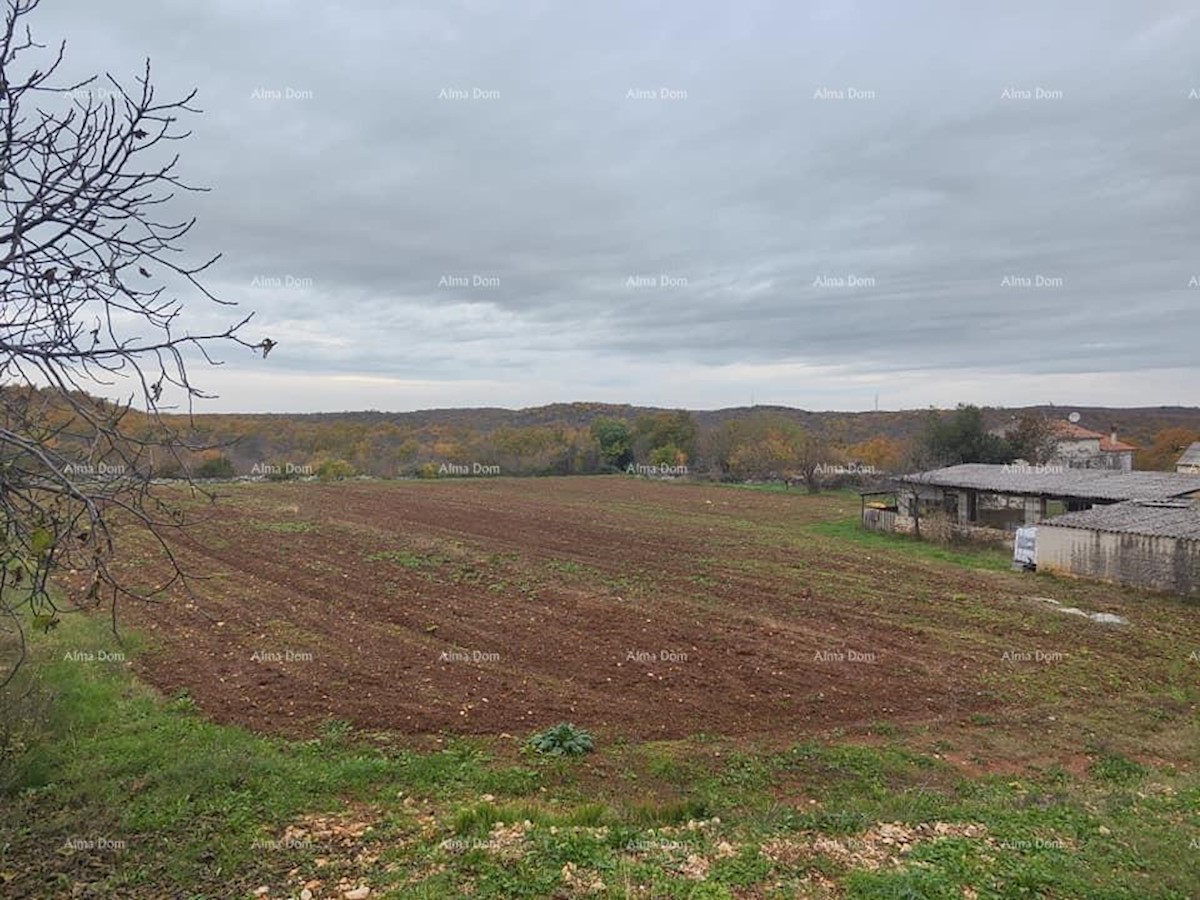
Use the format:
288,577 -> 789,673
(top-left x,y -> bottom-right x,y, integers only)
0,0 -> 269,686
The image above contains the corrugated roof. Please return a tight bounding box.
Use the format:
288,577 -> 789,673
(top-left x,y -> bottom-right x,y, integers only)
898,463 -> 1200,501
1177,442 -> 1200,467
1040,500 -> 1200,540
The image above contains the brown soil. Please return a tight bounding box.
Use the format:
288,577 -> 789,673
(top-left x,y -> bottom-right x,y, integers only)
97,478 -> 1174,742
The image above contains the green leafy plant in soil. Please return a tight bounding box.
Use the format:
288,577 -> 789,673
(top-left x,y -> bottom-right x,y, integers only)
525,723 -> 596,757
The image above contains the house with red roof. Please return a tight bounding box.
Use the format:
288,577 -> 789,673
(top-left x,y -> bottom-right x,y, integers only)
1048,420 -> 1136,472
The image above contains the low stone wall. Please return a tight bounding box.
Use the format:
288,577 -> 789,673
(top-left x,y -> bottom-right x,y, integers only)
948,522 -> 1012,547
867,511 -> 1012,548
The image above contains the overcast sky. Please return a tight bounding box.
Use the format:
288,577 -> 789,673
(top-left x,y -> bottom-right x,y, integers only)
27,0 -> 1200,413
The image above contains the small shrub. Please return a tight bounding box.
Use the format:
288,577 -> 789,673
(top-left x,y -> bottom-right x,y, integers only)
526,722 -> 595,757
316,458 -> 356,481
194,455 -> 236,479
920,510 -> 955,545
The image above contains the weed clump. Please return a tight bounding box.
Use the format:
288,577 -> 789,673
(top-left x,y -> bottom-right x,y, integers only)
526,722 -> 595,757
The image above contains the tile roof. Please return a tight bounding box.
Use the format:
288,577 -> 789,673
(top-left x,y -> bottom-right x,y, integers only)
898,463 -> 1200,501
1051,420 -> 1103,440
1049,420 -> 1136,452
1040,500 -> 1200,540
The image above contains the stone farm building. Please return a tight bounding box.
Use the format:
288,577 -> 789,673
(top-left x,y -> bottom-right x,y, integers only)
1177,442 -> 1200,474
861,464 -> 1200,540
1046,420 -> 1137,472
988,418 -> 1137,472
1036,500 -> 1200,598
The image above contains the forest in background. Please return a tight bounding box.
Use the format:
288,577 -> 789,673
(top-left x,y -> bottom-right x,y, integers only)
15,387 -> 1200,482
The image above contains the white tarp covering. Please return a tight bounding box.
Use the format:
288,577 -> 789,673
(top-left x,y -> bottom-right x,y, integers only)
1013,526 -> 1037,570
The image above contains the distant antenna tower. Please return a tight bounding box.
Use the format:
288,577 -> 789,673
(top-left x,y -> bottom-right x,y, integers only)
874,392 -> 879,411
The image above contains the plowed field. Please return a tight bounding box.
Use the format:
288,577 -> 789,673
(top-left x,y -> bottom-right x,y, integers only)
107,478 -> 1194,744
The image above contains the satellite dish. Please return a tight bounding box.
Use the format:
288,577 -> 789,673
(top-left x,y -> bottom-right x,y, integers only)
1068,412 -> 1081,423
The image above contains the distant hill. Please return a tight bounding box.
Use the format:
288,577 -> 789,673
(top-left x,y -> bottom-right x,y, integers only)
234,402 -> 1200,447
699,404 -> 1200,449
18,384 -> 1200,478
152,402 -> 1200,477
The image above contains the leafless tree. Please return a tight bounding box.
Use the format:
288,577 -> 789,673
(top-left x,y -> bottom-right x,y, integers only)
1006,411 -> 1058,465
794,428 -> 833,494
0,0 -> 268,686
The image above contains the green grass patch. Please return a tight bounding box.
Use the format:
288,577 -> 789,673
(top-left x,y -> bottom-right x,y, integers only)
1089,753 -> 1147,784
253,520 -> 315,533
809,516 -> 1014,571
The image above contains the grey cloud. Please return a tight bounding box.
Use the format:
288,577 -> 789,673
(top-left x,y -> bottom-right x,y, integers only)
21,0 -> 1200,410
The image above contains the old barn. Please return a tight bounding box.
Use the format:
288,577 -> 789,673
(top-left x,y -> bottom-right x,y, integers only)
1037,500 -> 1200,597
861,464 -> 1200,544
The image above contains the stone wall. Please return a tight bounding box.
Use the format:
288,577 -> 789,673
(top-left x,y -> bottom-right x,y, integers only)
883,511 -> 1011,547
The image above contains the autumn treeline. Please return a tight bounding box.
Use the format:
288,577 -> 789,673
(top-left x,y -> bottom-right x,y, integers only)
14,387 -> 1200,482
163,408 -> 910,483
106,406 -> 920,485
